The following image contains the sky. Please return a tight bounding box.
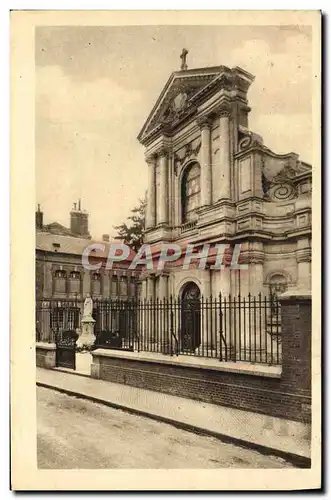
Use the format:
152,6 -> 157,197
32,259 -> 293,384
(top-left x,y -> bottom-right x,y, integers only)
35,25 -> 312,239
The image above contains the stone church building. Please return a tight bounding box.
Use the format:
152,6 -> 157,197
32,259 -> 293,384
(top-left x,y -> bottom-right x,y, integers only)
138,57 -> 312,302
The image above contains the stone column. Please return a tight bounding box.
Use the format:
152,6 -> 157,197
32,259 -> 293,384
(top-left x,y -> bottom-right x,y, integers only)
248,249 -> 265,362
158,273 -> 168,300
158,150 -> 168,225
146,276 -> 155,300
296,238 -> 311,292
218,107 -> 231,200
145,155 -> 156,229
173,165 -> 181,228
202,269 -> 214,351
146,276 -> 155,343
220,267 -> 231,297
198,117 -> 212,207
168,153 -> 174,227
218,267 -> 233,360
141,279 -> 147,300
157,273 -> 170,353
139,279 -> 147,347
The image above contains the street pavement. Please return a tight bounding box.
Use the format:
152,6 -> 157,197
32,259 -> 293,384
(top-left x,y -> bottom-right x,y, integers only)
37,386 -> 293,469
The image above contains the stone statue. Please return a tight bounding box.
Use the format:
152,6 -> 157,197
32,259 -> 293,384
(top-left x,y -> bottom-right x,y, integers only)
77,294 -> 95,350
83,294 -> 93,318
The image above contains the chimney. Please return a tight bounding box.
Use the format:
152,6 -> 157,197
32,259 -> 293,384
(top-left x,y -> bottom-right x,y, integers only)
102,234 -> 110,242
36,204 -> 43,230
70,200 -> 91,239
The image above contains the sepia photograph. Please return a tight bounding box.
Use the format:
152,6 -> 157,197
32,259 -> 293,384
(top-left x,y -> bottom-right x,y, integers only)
10,10 -> 321,491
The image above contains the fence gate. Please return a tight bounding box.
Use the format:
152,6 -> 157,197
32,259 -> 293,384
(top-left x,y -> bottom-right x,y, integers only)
180,282 -> 201,352
55,330 -> 78,369
52,304 -> 80,370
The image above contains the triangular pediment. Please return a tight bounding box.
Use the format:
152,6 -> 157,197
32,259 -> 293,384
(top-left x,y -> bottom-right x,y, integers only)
138,66 -> 229,144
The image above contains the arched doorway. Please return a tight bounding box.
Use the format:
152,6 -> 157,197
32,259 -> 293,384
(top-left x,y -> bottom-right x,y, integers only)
180,282 -> 201,352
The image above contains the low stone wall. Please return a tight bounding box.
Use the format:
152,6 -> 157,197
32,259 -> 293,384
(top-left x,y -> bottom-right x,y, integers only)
91,292 -> 312,424
91,350 -> 310,423
36,342 -> 56,369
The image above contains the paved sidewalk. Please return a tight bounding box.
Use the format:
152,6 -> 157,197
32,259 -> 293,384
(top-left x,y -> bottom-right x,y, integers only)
36,367 -> 311,466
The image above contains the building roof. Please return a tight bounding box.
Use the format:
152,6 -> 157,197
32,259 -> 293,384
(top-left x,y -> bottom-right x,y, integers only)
36,231 -> 137,262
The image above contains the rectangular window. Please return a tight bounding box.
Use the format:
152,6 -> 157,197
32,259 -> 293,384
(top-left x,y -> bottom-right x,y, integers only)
51,308 -> 64,328
67,308 -> 80,329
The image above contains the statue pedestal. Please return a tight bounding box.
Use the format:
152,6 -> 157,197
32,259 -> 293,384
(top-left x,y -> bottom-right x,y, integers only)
77,315 -> 96,349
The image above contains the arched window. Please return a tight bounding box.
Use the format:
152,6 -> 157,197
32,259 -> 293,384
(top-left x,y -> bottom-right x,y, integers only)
68,271 -> 80,294
181,162 -> 201,223
91,272 -> 101,296
54,270 -> 66,293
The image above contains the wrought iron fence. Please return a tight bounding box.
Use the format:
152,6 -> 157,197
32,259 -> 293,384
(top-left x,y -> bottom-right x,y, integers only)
36,294 -> 282,365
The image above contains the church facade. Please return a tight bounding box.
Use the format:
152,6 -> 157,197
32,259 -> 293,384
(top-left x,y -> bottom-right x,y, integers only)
138,59 -> 312,303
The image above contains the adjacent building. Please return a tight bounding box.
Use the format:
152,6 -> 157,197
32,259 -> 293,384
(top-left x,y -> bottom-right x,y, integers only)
36,202 -> 140,302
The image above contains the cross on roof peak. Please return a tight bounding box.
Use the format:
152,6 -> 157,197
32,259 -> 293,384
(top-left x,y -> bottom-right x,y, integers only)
180,48 -> 188,70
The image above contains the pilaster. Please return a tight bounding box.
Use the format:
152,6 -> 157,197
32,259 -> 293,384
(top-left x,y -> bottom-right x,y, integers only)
197,116 -> 212,207
296,238 -> 311,292
145,154 -> 156,229
218,106 -> 231,201
157,149 -> 168,225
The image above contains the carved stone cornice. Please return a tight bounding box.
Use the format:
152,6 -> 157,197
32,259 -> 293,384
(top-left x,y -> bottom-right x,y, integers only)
154,270 -> 170,278
145,153 -> 157,165
238,248 -> 265,265
152,139 -> 173,158
140,270 -> 156,281
156,146 -> 170,158
211,101 -> 232,119
173,138 -> 201,175
218,108 -> 231,118
296,248 -> 311,263
238,132 -> 264,152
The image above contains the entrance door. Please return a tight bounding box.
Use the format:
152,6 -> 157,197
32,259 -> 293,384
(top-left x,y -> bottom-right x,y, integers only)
180,282 -> 201,352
